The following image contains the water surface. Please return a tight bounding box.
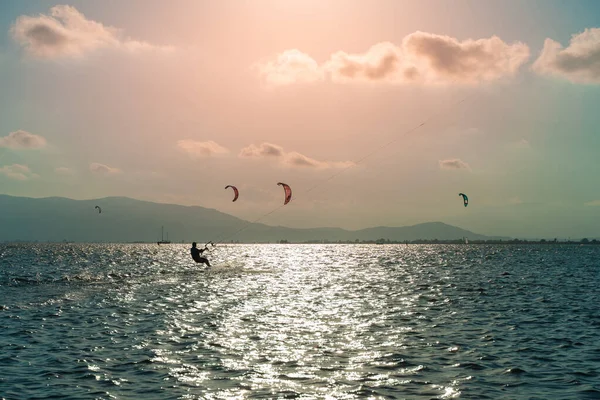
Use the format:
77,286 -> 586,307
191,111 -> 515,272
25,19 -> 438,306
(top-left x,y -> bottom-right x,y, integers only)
1,244 -> 599,399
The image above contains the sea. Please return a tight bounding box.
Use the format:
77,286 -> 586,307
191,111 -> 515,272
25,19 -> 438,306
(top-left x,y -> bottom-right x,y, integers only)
1,243 -> 599,399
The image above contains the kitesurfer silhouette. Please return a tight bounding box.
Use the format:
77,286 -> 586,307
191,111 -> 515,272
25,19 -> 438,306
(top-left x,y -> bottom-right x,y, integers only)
190,242 -> 211,267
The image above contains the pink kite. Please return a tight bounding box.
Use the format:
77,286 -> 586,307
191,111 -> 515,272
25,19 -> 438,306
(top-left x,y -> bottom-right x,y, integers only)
277,182 -> 292,205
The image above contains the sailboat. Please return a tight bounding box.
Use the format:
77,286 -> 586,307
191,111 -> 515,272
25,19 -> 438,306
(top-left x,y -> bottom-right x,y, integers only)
157,226 -> 172,245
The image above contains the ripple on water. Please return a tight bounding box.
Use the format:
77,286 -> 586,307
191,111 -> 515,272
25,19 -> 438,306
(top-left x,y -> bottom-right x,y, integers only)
1,243 -> 599,398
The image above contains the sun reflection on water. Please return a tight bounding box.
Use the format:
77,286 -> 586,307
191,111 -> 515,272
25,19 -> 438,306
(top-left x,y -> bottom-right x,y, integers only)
3,243 -> 598,398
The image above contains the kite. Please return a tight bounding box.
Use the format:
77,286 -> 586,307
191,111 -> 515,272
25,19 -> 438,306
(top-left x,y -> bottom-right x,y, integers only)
225,185 -> 239,202
278,182 -> 292,205
458,193 -> 468,207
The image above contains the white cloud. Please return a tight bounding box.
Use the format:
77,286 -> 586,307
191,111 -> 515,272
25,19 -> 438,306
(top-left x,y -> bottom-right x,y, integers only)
177,140 -> 229,158
324,42 -> 402,83
439,158 -> 471,170
283,151 -> 327,168
239,142 -> 354,170
238,142 -> 284,158
0,130 -> 47,149
258,32 -> 529,86
282,152 -> 354,169
256,49 -> 324,86
11,5 -> 172,59
0,164 -> 38,180
90,162 -> 120,176
533,28 -> 600,84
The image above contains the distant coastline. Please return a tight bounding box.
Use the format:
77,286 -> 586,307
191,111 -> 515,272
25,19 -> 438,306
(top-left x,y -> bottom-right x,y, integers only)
1,194 -> 597,243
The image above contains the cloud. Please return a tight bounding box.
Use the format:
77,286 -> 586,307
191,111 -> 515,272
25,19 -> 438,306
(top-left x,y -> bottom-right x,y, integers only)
532,28 -> 600,84
239,142 -> 354,169
0,164 -> 38,180
283,152 -> 326,168
439,158 -> 471,170
177,140 -> 229,158
10,5 -> 172,59
401,32 -> 530,84
55,166 -> 75,176
324,42 -> 405,83
584,200 -> 600,206
0,130 -> 47,149
258,32 -> 529,86
256,49 -> 324,85
90,162 -> 120,175
282,152 -> 354,169
238,142 -> 284,158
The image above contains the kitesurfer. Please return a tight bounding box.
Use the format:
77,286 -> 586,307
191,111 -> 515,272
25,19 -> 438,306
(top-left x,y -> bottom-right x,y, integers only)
190,242 -> 211,267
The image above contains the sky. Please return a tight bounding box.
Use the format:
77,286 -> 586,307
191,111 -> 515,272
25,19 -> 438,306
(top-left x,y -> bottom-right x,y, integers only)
1,0 -> 600,238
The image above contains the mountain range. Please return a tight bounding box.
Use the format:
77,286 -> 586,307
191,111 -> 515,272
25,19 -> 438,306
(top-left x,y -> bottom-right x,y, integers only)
0,195 -> 508,243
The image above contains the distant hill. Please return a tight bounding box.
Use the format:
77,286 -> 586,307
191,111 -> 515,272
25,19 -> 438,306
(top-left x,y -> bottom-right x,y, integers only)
0,195 -> 507,243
